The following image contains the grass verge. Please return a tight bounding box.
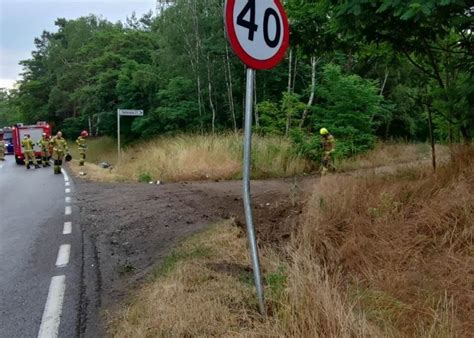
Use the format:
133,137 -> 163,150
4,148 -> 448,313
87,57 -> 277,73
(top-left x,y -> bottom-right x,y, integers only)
300,145 -> 473,336
337,142 -> 448,171
68,135 -> 445,184
69,134 -> 312,182
108,221 -> 376,337
108,146 -> 473,337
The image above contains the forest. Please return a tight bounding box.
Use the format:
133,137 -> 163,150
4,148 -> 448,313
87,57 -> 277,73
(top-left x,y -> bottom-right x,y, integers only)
0,0 -> 472,159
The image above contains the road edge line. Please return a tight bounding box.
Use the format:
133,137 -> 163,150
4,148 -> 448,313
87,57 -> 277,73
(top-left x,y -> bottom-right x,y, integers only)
37,275 -> 66,338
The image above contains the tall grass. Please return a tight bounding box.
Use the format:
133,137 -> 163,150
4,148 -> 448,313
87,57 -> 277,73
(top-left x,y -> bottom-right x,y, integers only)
296,145 -> 473,336
338,142 -> 448,171
68,136 -> 117,164
108,146 -> 473,337
69,134 -> 312,182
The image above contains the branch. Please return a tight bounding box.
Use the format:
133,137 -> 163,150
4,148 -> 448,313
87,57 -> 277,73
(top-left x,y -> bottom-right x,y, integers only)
402,50 -> 437,80
423,39 -> 445,89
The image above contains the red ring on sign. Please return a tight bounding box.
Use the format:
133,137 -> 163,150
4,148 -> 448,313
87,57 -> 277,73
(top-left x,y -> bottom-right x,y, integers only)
225,0 -> 290,70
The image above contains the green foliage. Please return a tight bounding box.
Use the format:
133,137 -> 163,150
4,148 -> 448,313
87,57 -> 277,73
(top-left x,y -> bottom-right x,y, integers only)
266,266 -> 287,300
290,128 -> 322,162
258,92 -> 306,135
132,77 -> 200,137
314,64 -> 385,156
137,170 -> 153,183
290,64 -> 388,160
0,89 -> 21,127
61,116 -> 88,139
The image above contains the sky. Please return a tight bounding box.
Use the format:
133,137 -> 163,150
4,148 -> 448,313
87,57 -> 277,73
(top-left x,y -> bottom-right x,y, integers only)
0,0 -> 156,89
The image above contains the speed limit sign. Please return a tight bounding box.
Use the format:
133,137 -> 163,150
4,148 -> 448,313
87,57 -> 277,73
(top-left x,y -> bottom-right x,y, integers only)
225,0 -> 290,316
225,0 -> 290,70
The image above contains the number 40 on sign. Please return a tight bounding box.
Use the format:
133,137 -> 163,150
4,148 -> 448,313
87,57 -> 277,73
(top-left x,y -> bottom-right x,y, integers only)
225,0 -> 289,70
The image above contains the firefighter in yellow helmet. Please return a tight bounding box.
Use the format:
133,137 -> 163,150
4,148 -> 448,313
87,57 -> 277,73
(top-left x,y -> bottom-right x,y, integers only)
38,133 -> 51,167
50,131 -> 68,174
76,130 -> 88,166
22,134 -> 40,169
0,131 -> 5,161
320,128 -> 336,174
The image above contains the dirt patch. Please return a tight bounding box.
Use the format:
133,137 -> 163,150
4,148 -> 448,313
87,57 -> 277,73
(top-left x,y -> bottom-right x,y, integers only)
75,176 -> 314,308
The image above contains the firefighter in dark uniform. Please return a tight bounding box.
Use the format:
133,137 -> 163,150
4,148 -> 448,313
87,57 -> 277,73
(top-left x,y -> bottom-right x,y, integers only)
50,131 -> 68,174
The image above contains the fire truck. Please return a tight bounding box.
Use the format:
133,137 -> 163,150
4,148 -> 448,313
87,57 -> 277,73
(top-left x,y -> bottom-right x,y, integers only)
12,122 -> 52,165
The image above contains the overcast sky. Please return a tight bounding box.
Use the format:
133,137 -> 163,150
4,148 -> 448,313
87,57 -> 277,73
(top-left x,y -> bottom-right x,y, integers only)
0,0 -> 156,89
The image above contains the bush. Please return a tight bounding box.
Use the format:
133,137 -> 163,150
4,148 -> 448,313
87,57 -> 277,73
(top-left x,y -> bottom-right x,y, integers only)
137,170 -> 152,183
62,116 -> 88,139
310,64 -> 386,157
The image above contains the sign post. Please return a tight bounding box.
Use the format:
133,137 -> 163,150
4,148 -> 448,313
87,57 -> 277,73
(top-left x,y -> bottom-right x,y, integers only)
225,0 -> 289,316
117,109 -> 144,162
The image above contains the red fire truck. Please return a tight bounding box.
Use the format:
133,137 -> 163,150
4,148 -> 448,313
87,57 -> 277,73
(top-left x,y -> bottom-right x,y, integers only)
12,122 -> 52,165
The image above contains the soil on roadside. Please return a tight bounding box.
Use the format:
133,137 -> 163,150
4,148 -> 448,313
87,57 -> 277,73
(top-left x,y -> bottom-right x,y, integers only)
75,176 -> 315,310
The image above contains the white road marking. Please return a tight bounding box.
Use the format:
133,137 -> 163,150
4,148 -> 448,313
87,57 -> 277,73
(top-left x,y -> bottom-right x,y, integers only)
65,206 -> 72,215
65,196 -> 71,204
37,275 -> 66,338
65,182 -> 70,187
65,188 -> 71,194
63,222 -> 72,235
61,169 -> 69,182
0,164 -> 3,169
55,244 -> 71,268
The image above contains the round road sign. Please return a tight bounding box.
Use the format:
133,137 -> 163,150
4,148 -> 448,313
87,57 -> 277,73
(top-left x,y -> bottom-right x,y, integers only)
225,0 -> 290,70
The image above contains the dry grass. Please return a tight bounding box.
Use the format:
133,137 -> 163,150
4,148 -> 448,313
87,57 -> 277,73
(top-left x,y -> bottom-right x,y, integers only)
108,145 -> 473,337
300,145 -> 474,336
69,134 -> 312,182
109,222 -> 378,337
67,160 -> 124,182
338,142 -> 449,171
109,223 -> 265,337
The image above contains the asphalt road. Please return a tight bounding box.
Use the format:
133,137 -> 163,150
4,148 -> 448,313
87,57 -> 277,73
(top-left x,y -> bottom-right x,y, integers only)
0,157 -> 84,338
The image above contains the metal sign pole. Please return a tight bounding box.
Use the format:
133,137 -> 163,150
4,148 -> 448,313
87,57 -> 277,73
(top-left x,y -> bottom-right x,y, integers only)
243,67 -> 266,316
117,110 -> 121,163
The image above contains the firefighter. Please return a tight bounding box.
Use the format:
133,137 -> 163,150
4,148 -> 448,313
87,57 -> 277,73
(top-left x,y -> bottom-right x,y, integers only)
0,131 -> 5,161
22,134 -> 40,169
76,130 -> 88,166
320,128 -> 336,174
38,133 -> 51,167
50,131 -> 68,174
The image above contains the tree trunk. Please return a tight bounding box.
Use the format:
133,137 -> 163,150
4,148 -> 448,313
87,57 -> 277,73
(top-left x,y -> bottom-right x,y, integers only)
224,44 -> 237,132
300,56 -> 318,128
207,54 -> 216,134
346,49 -> 353,72
95,115 -> 100,136
191,2 -> 204,133
427,108 -> 437,172
292,52 -> 298,93
380,67 -> 389,96
460,125 -> 472,144
287,48 -> 293,93
254,72 -> 259,127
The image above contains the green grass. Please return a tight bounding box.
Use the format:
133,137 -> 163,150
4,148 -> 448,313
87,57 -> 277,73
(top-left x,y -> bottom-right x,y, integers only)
151,245 -> 212,279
